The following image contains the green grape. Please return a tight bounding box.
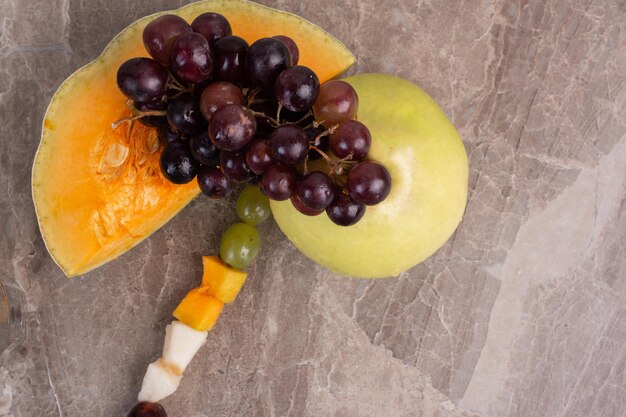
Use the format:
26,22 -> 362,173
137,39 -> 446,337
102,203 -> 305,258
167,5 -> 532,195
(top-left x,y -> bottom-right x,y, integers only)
220,223 -> 260,269
236,185 -> 271,226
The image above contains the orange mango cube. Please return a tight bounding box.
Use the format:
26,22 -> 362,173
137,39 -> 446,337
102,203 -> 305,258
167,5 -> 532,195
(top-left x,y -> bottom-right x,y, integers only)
173,288 -> 223,331
201,256 -> 248,304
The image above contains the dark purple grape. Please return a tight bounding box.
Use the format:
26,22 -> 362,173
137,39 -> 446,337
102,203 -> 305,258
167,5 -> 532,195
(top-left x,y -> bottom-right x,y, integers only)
219,151 -> 253,182
346,161 -> 391,205
209,104 -> 256,151
170,33 -> 213,83
197,165 -> 233,198
291,194 -> 323,216
117,58 -> 169,102
273,35 -> 299,66
313,80 -> 359,127
199,81 -> 244,120
329,120 -> 371,160
260,164 -> 296,200
128,401 -> 167,417
158,125 -> 185,146
326,192 -> 366,226
245,38 -> 291,88
143,15 -> 193,64
167,93 -> 205,134
160,143 -> 199,184
269,125 -> 309,165
191,13 -> 232,44
245,138 -> 273,175
134,99 -> 167,127
295,172 -> 335,211
213,36 -> 248,85
189,131 -> 218,164
275,66 -> 319,112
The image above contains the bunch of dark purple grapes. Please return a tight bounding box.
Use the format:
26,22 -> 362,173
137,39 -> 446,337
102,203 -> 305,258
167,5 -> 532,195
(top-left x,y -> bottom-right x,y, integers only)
115,12 -> 391,226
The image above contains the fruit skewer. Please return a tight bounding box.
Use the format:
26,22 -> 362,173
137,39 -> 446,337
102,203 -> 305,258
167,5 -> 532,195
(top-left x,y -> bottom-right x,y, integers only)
137,257 -> 248,402
136,185 -> 269,406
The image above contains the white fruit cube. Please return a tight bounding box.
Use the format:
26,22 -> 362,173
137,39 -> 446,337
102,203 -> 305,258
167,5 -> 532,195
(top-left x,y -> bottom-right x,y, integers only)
137,359 -> 182,402
162,320 -> 208,374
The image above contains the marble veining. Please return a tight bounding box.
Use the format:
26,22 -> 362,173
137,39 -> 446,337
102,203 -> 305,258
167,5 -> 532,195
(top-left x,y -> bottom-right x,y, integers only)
0,0 -> 624,416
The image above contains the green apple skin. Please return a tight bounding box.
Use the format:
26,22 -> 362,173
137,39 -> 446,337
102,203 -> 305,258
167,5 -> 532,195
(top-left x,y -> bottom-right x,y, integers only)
270,73 -> 468,278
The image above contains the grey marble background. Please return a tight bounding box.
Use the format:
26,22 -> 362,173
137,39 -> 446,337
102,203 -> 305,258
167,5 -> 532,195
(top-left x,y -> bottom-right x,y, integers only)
0,0 -> 625,416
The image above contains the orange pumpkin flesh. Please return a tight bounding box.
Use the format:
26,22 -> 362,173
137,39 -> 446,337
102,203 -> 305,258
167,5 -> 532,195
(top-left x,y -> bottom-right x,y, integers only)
32,0 -> 355,277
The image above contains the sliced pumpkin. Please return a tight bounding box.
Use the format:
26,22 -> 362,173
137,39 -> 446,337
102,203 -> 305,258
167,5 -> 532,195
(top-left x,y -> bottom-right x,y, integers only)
32,0 -> 356,277
173,288 -> 224,332
201,255 -> 247,303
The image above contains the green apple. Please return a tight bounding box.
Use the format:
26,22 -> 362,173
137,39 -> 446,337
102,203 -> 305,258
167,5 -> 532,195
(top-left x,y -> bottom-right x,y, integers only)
271,73 -> 468,278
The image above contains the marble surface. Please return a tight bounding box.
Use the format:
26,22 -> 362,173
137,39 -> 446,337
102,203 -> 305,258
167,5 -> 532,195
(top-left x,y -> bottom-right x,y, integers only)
0,0 -> 625,416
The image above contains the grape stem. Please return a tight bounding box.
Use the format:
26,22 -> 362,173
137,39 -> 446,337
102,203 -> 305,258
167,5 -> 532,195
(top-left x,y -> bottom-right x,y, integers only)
309,145 -> 334,164
246,88 -> 262,107
309,146 -> 346,177
286,110 -> 313,126
249,98 -> 273,105
340,155 -> 358,165
309,124 -> 338,145
302,153 -> 310,176
168,89 -> 187,100
307,124 -> 352,180
168,76 -> 187,92
276,104 -> 283,124
111,110 -> 167,129
251,108 -> 313,129
250,110 -> 281,128
126,116 -> 135,141
302,119 -> 325,130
